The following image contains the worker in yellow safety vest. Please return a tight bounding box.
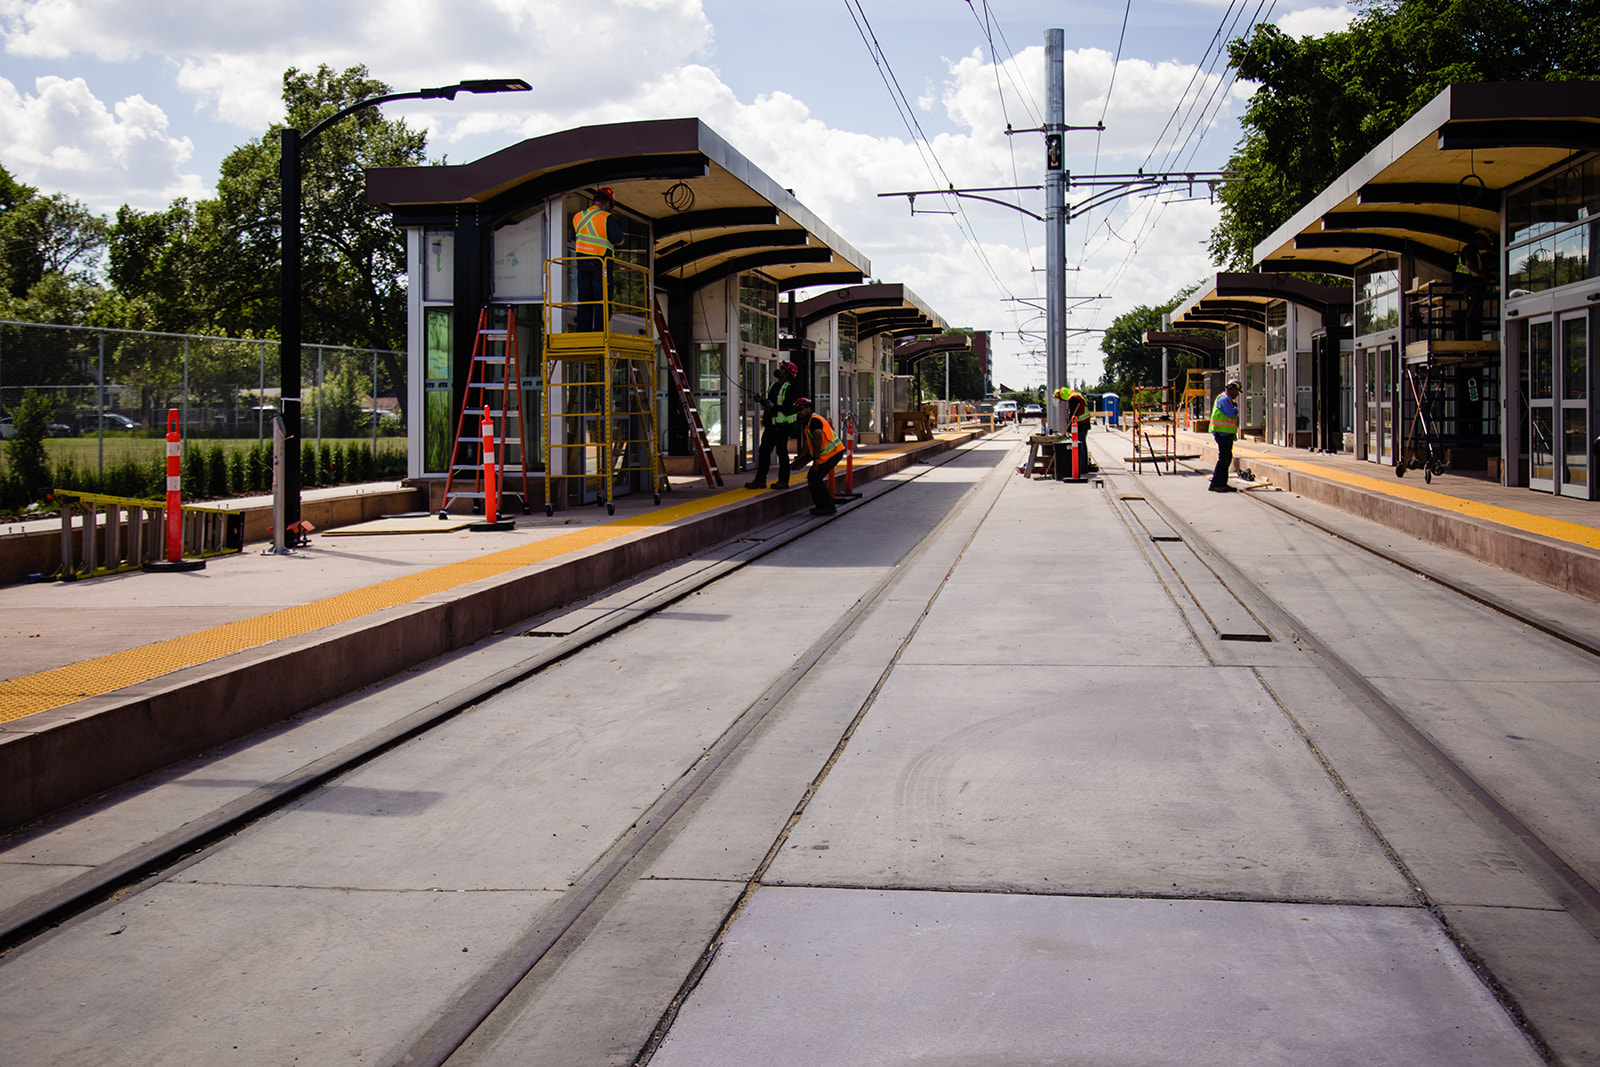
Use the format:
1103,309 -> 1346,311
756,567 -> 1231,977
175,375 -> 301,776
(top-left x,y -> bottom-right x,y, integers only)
747,360 -> 800,490
792,396 -> 845,516
1053,385 -> 1095,474
573,188 -> 621,331
1209,378 -> 1242,492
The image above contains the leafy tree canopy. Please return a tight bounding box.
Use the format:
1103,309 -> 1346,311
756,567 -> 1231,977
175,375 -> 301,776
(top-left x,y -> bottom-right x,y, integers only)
1210,0 -> 1600,268
1096,285 -> 1217,399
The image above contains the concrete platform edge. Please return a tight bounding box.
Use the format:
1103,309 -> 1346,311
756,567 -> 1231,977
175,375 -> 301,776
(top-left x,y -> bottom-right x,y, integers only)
0,438 -> 959,832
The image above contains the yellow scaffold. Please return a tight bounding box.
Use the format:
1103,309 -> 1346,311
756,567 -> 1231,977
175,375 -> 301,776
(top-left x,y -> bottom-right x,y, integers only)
542,256 -> 664,516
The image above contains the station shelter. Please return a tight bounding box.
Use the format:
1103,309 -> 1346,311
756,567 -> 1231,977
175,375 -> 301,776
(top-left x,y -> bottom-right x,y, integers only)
1163,274 -> 1352,452
364,118 -> 873,508
789,284 -> 950,442
1244,82 -> 1600,497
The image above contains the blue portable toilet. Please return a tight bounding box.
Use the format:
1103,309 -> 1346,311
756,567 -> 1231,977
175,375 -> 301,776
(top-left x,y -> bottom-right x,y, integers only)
1097,393 -> 1121,426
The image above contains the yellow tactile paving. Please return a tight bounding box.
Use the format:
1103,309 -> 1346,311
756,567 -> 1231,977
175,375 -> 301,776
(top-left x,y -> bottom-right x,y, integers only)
1237,447 -> 1600,552
0,486 -> 760,725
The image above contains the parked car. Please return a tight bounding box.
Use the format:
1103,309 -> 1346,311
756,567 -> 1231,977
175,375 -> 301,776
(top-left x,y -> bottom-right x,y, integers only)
993,400 -> 1018,422
46,422 -> 76,436
0,416 -> 12,439
1024,403 -> 1043,419
78,412 -> 139,432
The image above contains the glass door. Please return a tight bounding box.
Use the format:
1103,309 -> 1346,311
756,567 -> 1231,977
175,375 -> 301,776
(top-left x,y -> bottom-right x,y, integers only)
1526,317 -> 1555,492
1560,313 -> 1589,497
1363,344 -> 1397,464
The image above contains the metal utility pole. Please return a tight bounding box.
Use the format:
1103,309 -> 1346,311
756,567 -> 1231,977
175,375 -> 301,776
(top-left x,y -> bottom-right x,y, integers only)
1045,28 -> 1067,430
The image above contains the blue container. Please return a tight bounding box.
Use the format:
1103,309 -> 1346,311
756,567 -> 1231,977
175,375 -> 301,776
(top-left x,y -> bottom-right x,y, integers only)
1096,393 -> 1121,426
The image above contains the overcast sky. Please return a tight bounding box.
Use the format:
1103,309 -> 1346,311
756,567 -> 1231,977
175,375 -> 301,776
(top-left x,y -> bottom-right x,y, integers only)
0,0 -> 1353,387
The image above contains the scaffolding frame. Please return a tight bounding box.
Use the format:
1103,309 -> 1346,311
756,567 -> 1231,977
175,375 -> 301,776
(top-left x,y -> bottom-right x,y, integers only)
542,257 -> 662,516
1130,382 -> 1178,474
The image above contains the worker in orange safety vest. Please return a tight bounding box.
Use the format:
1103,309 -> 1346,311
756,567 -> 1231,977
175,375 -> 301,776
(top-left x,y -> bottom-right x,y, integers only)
573,188 -> 622,331
792,396 -> 845,516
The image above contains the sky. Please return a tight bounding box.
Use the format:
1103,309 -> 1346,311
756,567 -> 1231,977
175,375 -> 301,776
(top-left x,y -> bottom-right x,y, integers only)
0,0 -> 1355,389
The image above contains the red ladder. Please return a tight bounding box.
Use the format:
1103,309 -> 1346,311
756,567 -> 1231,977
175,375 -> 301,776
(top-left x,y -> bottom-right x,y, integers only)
439,305 -> 531,516
652,297 -> 722,487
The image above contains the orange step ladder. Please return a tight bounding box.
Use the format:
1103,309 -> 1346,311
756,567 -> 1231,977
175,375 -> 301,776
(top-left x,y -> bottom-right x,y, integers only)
439,305 -> 531,517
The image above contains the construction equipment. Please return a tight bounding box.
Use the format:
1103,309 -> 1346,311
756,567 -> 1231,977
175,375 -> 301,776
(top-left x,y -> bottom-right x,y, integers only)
653,296 -> 721,488
438,305 -> 532,518
1129,382 -> 1178,474
543,257 -> 662,516
1178,368 -> 1212,430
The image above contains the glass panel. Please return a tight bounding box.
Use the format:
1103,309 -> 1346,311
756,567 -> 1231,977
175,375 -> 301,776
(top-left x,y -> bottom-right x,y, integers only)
1564,407 -> 1588,487
423,308 -> 452,473
1555,165 -> 1586,227
695,342 -> 726,444
424,232 -> 454,301
1531,407 -> 1555,481
1554,223 -> 1589,288
1564,317 -> 1587,401
1529,320 -> 1554,400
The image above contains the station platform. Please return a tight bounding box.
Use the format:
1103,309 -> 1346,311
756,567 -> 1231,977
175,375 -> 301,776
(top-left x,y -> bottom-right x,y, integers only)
0,432 -> 974,830
1110,423 -> 1600,604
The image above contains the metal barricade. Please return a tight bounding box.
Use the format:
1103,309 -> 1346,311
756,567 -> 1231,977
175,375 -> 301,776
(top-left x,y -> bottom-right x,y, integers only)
54,491 -> 244,580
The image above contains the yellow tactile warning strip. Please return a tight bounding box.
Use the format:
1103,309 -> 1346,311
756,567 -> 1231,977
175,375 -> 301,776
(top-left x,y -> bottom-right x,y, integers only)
1238,447 -> 1600,552
0,487 -> 762,725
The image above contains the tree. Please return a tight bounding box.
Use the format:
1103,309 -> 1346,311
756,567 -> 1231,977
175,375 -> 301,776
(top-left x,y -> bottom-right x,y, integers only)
194,65 -> 427,350
1210,0 -> 1600,269
0,166 -> 108,324
1097,287 -> 1215,400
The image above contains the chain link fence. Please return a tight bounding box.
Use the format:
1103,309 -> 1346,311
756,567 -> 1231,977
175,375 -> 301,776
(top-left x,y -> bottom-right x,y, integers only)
0,320 -> 407,509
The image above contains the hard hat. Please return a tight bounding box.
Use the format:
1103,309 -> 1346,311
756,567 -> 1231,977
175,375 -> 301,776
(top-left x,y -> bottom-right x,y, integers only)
780,361 -> 798,377
596,186 -> 615,201
1226,378 -> 1241,389
796,396 -> 813,407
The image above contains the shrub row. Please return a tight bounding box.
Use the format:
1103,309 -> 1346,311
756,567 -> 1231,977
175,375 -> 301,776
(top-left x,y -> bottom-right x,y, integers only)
0,441 -> 406,516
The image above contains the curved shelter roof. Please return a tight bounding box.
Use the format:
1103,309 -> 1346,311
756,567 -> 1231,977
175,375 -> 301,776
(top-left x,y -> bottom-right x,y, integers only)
365,117 -> 870,293
795,283 -> 946,338
1168,273 -> 1351,334
1141,330 -> 1224,362
1253,82 -> 1600,276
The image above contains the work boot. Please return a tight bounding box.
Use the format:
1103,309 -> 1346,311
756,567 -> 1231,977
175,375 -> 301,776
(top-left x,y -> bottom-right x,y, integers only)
745,479 -> 767,490
772,479 -> 789,489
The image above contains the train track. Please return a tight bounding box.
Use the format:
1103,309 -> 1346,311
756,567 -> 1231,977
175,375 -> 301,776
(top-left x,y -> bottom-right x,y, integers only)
1117,464 -> 1600,936
0,432 -> 1019,1066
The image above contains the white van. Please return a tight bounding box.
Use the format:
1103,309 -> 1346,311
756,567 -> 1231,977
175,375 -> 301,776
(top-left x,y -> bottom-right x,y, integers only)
992,400 -> 1018,422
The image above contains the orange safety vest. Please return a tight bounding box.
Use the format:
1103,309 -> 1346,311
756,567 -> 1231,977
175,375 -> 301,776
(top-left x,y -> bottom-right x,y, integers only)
573,206 -> 613,257
803,413 -> 844,463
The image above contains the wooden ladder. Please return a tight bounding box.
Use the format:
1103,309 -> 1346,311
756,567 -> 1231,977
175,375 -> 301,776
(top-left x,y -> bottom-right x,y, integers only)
652,297 -> 722,487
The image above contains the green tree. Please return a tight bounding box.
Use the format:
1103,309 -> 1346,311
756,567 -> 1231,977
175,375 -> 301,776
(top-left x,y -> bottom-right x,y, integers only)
1210,0 -> 1600,269
0,166 -> 109,324
1097,287 -> 1216,400
5,390 -> 54,496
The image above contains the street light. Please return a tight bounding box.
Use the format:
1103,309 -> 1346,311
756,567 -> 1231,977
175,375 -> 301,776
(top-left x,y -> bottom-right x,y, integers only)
278,77 -> 531,540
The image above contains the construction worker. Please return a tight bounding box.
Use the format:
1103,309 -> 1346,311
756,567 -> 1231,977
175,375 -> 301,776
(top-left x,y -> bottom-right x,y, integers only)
792,396 -> 845,516
1054,384 -> 1094,475
573,188 -> 621,331
1209,378 -> 1242,492
747,360 -> 799,489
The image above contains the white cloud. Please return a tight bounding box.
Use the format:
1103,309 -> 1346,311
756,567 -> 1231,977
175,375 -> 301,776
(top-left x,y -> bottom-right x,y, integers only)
0,75 -> 209,212
1276,5 -> 1354,38
0,0 -> 1243,385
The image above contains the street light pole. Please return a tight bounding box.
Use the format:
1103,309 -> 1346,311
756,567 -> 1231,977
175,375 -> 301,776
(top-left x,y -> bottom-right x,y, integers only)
278,78 -> 530,539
